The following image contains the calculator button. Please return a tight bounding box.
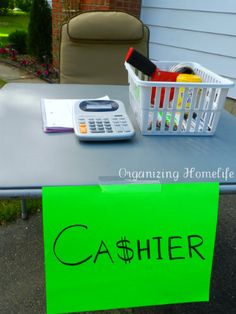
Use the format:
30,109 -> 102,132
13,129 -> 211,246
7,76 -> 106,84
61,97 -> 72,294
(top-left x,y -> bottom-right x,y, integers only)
80,127 -> 87,134
114,127 -> 123,133
123,127 -> 131,132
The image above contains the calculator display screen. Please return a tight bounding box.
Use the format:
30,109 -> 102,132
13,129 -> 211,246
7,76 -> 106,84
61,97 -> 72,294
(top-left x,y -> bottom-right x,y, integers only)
79,100 -> 119,112
87,104 -> 112,110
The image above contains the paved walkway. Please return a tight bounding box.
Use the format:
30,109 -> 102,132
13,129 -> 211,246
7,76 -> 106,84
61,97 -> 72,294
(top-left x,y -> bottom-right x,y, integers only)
0,61 -> 46,84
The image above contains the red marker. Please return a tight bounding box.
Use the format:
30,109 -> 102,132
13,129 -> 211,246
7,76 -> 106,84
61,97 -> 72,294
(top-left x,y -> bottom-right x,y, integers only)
150,71 -> 179,107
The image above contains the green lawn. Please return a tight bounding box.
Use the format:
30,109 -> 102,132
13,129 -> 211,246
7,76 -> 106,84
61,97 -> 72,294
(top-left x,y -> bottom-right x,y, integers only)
0,79 -> 6,88
0,14 -> 29,46
0,14 -> 29,35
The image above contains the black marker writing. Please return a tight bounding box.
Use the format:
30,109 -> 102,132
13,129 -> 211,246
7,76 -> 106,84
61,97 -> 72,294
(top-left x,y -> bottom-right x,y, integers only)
53,225 -> 206,267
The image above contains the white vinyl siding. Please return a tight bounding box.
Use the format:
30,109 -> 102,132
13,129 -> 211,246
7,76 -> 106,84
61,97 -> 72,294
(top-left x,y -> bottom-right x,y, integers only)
141,0 -> 236,98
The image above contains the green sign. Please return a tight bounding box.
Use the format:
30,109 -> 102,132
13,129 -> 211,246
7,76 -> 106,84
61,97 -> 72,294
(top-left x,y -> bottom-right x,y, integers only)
43,183 -> 219,314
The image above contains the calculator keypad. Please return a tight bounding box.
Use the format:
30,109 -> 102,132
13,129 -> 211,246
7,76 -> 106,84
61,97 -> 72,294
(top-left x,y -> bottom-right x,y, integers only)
78,116 -> 131,134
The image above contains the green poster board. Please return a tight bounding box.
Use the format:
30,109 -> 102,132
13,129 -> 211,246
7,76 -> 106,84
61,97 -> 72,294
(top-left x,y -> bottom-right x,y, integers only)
43,183 -> 219,314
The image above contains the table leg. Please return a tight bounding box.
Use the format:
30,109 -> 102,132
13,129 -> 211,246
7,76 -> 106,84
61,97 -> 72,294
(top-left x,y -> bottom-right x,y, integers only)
21,199 -> 28,220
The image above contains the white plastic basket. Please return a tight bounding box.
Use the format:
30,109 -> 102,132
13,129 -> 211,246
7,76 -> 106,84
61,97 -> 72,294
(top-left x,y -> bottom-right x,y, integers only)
125,61 -> 234,136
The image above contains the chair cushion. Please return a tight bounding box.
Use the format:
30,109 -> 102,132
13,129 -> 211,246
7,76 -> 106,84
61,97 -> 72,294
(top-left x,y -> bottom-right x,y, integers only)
67,11 -> 144,42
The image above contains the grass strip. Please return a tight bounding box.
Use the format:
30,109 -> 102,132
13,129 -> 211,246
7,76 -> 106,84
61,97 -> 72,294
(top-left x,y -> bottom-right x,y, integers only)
0,199 -> 42,225
0,79 -> 6,88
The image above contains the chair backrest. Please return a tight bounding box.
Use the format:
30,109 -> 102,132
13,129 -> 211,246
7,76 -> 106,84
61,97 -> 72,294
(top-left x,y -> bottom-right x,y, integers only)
60,11 -> 150,84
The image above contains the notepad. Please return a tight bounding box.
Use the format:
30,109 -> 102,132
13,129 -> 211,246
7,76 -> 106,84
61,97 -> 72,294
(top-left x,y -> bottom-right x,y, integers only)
41,96 -> 109,133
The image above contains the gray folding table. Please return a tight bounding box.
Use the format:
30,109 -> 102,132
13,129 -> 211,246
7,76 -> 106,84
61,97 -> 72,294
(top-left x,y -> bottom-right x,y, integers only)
0,83 -> 236,217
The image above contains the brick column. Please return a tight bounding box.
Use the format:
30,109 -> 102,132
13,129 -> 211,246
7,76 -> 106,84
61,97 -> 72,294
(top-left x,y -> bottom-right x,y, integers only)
80,0 -> 111,11
110,0 -> 141,17
52,0 -> 141,68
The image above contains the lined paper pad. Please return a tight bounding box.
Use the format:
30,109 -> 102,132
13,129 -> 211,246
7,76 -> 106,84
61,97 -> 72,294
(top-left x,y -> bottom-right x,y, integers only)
41,97 -> 109,133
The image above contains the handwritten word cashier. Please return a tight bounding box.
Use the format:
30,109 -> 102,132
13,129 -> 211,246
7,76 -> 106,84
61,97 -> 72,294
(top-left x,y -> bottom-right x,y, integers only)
53,224 -> 206,267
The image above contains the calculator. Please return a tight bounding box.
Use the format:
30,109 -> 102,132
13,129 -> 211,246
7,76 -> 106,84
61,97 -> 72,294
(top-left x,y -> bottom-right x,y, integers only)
72,99 -> 135,141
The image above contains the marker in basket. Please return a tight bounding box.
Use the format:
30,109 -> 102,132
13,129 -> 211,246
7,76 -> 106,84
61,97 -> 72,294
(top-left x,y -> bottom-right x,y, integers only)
125,47 -> 157,76
125,48 -> 178,107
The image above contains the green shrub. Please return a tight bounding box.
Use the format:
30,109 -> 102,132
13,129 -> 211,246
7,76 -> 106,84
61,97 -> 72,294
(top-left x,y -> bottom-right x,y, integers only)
0,37 -> 9,48
8,0 -> 15,9
28,0 -> 52,61
15,0 -> 33,12
0,0 -> 9,15
8,30 -> 28,53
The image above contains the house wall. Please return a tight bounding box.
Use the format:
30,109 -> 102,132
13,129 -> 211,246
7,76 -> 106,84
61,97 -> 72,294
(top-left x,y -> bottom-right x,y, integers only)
52,0 -> 141,68
141,0 -> 236,98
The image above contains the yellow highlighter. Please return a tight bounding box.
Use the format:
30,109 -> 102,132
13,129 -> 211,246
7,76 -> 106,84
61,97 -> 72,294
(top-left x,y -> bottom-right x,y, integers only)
177,74 -> 202,109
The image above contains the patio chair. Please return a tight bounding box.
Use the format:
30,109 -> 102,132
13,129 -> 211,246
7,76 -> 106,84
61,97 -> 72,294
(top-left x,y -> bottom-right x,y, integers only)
59,10 -> 150,84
